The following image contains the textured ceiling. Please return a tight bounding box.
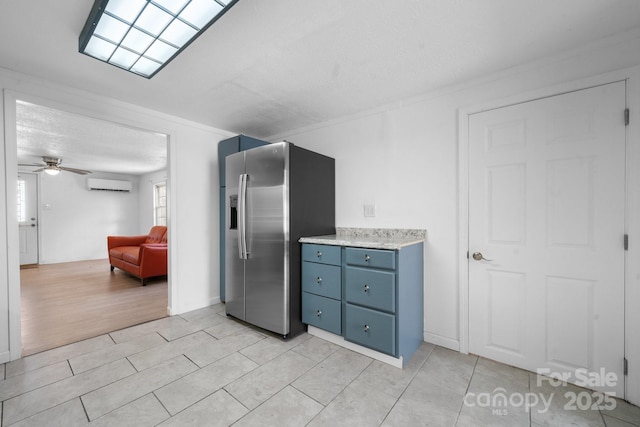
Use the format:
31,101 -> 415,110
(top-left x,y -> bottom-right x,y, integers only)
2,0 -> 640,174
16,101 -> 167,175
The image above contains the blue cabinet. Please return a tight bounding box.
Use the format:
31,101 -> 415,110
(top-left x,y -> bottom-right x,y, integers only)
302,243 -> 341,265
301,242 -> 424,364
344,266 -> 396,313
345,247 -> 396,270
303,262 -> 342,300
302,244 -> 342,335
302,292 -> 342,335
344,304 -> 396,355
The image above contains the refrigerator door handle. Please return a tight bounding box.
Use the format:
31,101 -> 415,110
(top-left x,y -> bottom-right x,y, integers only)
238,173 -> 248,259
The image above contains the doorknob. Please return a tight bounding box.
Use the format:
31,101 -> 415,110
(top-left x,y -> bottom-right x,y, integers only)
472,252 -> 493,262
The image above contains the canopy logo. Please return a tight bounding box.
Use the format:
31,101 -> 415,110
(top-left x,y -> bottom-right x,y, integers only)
463,388 -> 554,415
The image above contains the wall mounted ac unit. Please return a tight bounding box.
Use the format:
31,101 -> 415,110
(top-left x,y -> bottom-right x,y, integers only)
86,178 -> 133,192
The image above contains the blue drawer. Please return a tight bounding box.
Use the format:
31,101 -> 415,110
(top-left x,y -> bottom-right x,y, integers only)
302,244 -> 341,265
345,247 -> 395,270
302,292 -> 342,335
344,303 -> 396,356
345,266 -> 395,313
302,262 -> 341,300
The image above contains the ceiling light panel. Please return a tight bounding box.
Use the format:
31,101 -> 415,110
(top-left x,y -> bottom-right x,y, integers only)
180,0 -> 224,29
136,4 -> 173,36
79,0 -> 239,78
105,0 -> 147,23
121,28 -> 155,54
153,0 -> 190,14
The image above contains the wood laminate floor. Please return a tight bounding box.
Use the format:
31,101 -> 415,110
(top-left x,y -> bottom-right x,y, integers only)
20,258 -> 168,356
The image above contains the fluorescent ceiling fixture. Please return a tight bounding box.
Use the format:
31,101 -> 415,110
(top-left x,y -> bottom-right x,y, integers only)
79,0 -> 239,78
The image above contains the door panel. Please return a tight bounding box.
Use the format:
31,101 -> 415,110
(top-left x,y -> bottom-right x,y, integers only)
486,270 -> 525,356
545,277 -> 593,368
487,164 -> 526,244
468,82 -> 626,396
18,173 -> 38,265
547,158 -> 594,247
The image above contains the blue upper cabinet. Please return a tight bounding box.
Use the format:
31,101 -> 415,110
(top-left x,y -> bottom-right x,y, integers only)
218,135 -> 270,187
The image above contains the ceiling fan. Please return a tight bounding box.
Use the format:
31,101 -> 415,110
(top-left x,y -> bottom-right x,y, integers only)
19,156 -> 92,175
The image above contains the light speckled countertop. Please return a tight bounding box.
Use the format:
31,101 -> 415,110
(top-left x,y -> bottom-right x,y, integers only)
299,228 -> 426,250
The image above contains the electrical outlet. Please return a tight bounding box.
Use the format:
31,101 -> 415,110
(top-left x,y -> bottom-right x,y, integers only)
363,204 -> 376,217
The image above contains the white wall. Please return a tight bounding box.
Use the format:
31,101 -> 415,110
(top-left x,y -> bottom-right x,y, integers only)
36,171 -> 139,264
270,30 -> 640,403
139,169 -> 167,233
168,125 -> 223,311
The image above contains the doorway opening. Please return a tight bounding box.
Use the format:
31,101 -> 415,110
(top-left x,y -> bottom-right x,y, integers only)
13,98 -> 170,356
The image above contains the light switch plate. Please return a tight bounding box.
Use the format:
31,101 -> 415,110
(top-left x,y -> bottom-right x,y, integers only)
363,204 -> 376,217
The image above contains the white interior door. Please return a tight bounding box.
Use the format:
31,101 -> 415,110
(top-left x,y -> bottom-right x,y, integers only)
17,173 -> 39,265
468,82 -> 626,396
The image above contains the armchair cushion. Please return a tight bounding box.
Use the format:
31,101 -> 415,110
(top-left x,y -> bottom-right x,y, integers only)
145,226 -> 168,244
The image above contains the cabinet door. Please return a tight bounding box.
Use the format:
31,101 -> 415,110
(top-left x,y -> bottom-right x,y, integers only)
302,293 -> 341,335
302,262 -> 341,300
345,247 -> 395,270
344,303 -> 396,356
345,267 -> 395,313
302,244 -> 341,265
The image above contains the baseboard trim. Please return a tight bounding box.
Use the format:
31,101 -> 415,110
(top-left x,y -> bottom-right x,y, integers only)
308,326 -> 404,368
424,332 -> 460,352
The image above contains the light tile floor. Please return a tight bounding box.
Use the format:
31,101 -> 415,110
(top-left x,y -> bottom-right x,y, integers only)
2,303 -> 639,426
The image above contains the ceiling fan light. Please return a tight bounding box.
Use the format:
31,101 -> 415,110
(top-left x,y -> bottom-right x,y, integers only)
44,168 -> 60,176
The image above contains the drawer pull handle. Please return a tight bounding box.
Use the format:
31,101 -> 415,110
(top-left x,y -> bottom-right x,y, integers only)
317,251 -> 322,257
364,254 -> 370,262
364,325 -> 370,332
316,310 -> 322,316
363,284 -> 370,292
316,277 -> 323,284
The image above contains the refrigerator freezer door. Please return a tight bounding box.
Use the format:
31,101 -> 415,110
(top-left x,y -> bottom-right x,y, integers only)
244,143 -> 290,335
225,151 -> 246,320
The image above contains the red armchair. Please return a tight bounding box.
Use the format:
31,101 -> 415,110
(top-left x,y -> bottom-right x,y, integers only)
107,226 -> 167,285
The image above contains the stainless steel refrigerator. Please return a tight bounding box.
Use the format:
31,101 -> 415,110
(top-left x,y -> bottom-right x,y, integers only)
225,142 -> 335,337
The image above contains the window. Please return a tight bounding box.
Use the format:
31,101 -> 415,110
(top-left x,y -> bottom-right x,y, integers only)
154,182 -> 167,226
17,178 -> 27,222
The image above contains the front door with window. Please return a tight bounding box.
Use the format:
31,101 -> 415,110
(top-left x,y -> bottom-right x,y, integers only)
18,173 -> 39,265
468,82 -> 626,396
